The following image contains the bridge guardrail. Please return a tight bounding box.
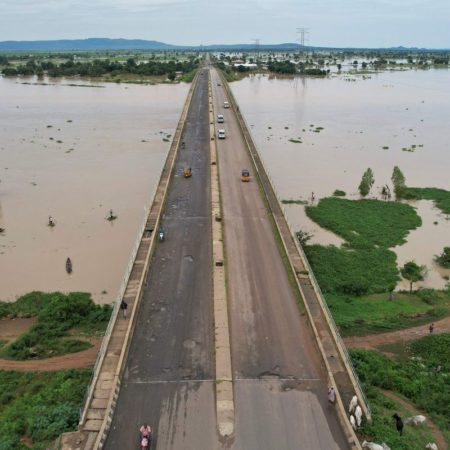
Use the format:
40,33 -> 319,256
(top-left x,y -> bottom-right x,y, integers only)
79,188 -> 156,425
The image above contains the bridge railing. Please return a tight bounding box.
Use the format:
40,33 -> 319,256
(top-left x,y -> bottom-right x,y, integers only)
79,183 -> 157,425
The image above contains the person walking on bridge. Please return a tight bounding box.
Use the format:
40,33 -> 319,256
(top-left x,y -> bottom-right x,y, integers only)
328,386 -> 336,404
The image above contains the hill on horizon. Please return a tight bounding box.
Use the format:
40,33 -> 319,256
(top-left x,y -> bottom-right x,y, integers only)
0,38 -> 448,52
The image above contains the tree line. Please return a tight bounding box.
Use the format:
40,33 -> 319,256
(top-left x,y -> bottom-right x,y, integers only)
1,57 -> 199,78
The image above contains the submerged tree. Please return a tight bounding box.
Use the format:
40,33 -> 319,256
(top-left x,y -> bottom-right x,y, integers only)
401,261 -> 426,292
435,247 -> 450,269
358,168 -> 375,197
391,166 -> 406,199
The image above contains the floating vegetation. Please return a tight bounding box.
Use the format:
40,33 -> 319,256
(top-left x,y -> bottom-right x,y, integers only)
67,119 -> 73,123
382,146 -> 389,150
282,199 -> 308,205
288,138 -> 302,144
402,144 -> 419,152
46,125 -> 53,128
163,137 -> 170,142
56,140 -> 63,144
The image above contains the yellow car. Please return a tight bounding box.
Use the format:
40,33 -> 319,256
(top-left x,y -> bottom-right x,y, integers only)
241,169 -> 250,182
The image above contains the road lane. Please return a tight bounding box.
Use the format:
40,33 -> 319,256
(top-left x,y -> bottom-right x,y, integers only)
211,68 -> 349,450
105,68 -> 218,450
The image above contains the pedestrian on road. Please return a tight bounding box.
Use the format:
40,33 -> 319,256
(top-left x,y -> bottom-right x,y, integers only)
328,386 -> 336,404
120,299 -> 128,319
429,323 -> 434,334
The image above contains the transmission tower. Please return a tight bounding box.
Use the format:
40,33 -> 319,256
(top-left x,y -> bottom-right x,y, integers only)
253,38 -> 260,62
296,27 -> 309,50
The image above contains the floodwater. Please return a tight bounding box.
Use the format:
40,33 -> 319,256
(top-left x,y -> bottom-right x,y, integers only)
231,69 -> 450,289
0,77 -> 190,303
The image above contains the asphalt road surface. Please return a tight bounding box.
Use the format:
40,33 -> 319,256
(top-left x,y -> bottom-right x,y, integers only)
104,67 -> 219,450
211,68 -> 349,450
105,67 -> 350,450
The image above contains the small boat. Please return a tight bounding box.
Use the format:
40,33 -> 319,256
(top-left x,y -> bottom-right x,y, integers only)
66,257 -> 73,274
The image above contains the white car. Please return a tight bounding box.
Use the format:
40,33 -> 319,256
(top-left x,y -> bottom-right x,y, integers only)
218,129 -> 226,139
217,114 -> 224,123
223,101 -> 230,109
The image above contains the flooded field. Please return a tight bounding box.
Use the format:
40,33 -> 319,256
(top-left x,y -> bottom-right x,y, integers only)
231,69 -> 450,289
0,77 -> 190,303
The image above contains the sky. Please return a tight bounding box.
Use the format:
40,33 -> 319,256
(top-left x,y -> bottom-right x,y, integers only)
0,0 -> 449,48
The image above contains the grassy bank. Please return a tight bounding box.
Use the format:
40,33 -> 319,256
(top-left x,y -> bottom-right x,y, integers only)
304,197 -> 421,295
305,197 -> 422,249
328,290 -> 450,336
302,196 -> 450,335
405,187 -> 450,215
0,292 -> 111,360
0,368 -> 91,449
351,333 -> 450,448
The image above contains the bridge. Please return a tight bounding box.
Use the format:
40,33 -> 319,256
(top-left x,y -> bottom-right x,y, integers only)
62,65 -> 368,450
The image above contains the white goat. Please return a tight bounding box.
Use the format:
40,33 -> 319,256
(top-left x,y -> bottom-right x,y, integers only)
425,443 -> 438,450
349,414 -> 356,430
355,405 -> 363,427
348,394 -> 358,413
405,414 -> 427,426
362,441 -> 384,450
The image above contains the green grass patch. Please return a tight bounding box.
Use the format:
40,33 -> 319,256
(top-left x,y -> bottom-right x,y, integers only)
327,290 -> 450,336
0,291 -> 111,360
306,245 -> 399,295
281,199 -> 308,205
305,197 -> 422,249
0,369 -> 91,449
405,187 -> 450,214
357,387 -> 436,450
351,336 -> 450,447
179,68 -> 198,82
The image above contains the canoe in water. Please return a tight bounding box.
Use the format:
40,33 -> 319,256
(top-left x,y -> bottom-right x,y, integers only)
66,257 -> 73,274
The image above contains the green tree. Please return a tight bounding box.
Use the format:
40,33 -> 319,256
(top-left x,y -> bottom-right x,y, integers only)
391,166 -> 406,199
167,72 -> 176,81
358,168 -> 375,197
400,261 -> 426,292
337,63 -> 342,71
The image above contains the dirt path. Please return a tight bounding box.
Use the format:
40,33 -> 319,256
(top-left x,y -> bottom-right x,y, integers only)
344,315 -> 450,350
0,339 -> 100,371
381,389 -> 447,450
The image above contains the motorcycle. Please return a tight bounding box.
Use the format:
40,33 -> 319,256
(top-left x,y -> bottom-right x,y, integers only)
139,429 -> 153,450
158,230 -> 165,242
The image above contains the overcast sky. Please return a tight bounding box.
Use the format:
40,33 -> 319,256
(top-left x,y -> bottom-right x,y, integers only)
0,0 -> 449,48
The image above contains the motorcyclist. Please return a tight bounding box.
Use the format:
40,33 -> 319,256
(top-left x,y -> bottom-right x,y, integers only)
159,227 -> 165,241
139,424 -> 152,448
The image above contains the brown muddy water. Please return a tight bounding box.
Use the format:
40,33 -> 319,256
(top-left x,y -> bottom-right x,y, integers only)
0,77 -> 190,303
231,70 -> 450,289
